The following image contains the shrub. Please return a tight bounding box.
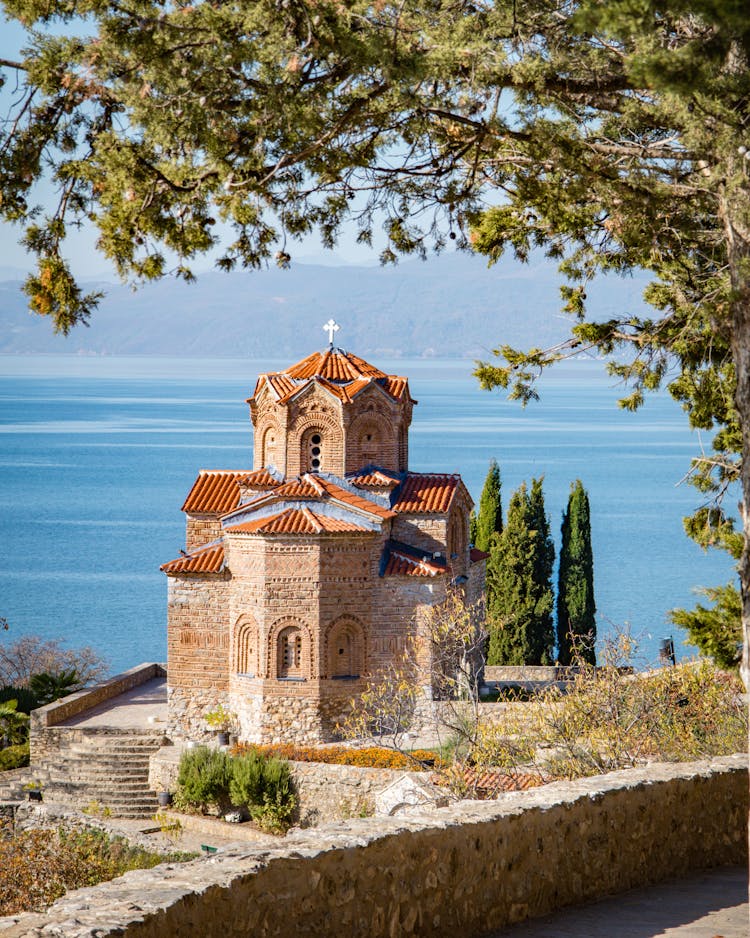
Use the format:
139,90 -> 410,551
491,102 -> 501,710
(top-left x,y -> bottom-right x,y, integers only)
0,822 -> 194,915
176,747 -> 296,832
0,686 -> 40,714
176,746 -> 231,812
231,742 -> 442,770
475,653 -> 747,780
228,750 -> 296,833
0,741 -> 29,770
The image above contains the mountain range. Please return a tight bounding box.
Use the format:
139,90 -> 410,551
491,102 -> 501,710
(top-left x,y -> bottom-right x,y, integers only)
0,252 -> 651,360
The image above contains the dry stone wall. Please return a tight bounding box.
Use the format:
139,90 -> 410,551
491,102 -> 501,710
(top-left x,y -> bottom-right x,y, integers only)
3,756 -> 745,938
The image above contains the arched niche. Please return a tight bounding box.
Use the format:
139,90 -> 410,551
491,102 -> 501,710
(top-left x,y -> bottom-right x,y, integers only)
268,617 -> 313,681
324,617 -> 365,680
232,614 -> 259,678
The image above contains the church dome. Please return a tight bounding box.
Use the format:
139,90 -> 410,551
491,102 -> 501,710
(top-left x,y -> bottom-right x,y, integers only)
248,341 -> 414,478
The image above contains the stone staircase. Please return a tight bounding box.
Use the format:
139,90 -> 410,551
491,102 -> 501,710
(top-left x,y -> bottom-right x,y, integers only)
36,729 -> 168,818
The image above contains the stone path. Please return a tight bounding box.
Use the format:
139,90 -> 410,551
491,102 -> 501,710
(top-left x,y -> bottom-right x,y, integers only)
484,866 -> 748,938
60,677 -> 168,729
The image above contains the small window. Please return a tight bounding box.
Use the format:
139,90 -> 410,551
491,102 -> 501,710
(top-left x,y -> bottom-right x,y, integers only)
278,627 -> 304,679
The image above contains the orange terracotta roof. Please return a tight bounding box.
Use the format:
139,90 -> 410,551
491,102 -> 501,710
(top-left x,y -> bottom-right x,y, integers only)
349,469 -> 401,489
312,475 -> 395,519
227,507 -> 370,535
432,769 -> 545,794
181,470 -> 249,514
251,349 -> 411,406
161,543 -> 225,575
238,468 -> 283,490
392,473 -> 461,514
470,547 -> 489,563
269,478 -> 324,499
381,541 -> 445,577
286,348 -> 386,382
383,551 -> 444,577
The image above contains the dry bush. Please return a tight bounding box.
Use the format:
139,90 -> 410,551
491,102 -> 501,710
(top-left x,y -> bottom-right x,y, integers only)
0,823 -> 192,915
0,636 -> 109,688
475,639 -> 747,780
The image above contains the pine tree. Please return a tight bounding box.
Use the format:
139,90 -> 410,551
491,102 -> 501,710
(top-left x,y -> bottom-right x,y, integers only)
557,481 -> 596,665
474,459 -> 502,553
487,479 -> 554,665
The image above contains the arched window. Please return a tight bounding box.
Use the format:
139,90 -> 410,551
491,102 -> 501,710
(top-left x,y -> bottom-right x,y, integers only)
278,626 -> 304,679
300,427 -> 325,473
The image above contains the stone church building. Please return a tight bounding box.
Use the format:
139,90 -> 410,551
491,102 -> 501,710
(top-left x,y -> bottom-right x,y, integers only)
161,331 -> 485,744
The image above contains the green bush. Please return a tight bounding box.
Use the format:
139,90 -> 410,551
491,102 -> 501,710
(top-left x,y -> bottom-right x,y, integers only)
0,742 -> 30,771
228,749 -> 266,808
177,746 -> 296,832
176,746 -> 231,812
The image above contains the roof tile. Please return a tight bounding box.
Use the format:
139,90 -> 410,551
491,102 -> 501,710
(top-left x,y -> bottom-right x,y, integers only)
392,473 -> 461,514
182,470 -> 248,514
161,543 -> 225,575
238,468 -> 281,490
227,507 -> 370,535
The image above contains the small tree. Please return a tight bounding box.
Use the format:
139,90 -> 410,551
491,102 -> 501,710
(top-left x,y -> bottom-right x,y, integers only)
488,480 -> 555,665
557,481 -> 596,665
0,637 -> 108,689
341,590 -> 488,777
474,460 -> 503,553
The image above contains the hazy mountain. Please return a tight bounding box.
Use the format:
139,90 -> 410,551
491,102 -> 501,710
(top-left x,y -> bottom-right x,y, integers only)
0,252 -> 651,359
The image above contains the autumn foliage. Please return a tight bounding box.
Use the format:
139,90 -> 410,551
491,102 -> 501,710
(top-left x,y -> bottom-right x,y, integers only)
231,743 -> 442,770
0,823 -> 192,915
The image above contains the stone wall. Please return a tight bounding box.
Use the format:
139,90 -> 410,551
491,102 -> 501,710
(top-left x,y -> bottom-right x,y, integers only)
148,745 -> 416,825
31,663 -> 166,733
3,756 -> 746,938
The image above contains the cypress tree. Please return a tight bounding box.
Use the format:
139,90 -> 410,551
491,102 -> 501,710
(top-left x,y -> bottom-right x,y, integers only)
487,479 -> 554,665
474,459 -> 502,553
527,478 -> 555,665
557,480 -> 596,665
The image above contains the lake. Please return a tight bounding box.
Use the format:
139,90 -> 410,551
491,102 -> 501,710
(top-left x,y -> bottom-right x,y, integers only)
0,354 -> 737,674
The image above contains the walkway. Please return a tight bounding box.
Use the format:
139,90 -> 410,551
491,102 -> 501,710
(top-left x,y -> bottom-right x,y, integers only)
59,677 -> 168,729
484,865 -> 748,938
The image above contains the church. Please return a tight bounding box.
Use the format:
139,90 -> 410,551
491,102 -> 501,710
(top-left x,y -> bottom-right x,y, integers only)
161,324 -> 485,744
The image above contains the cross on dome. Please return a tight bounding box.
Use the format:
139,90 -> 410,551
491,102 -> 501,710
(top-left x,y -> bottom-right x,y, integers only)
323,318 -> 340,346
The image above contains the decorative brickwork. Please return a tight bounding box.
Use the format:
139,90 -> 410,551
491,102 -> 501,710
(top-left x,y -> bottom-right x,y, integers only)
163,345 -> 484,744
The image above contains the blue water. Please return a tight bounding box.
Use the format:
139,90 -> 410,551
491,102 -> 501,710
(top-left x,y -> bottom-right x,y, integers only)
0,355 -> 738,674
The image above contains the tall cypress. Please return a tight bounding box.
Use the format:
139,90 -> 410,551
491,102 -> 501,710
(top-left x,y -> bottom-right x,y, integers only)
487,479 -> 554,665
474,459 -> 502,553
528,478 -> 555,664
557,480 -> 596,665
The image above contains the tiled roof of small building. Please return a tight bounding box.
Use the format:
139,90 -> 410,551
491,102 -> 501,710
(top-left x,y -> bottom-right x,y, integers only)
251,348 -> 411,406
380,541 -> 446,578
470,547 -> 489,564
392,473 -> 461,514
432,769 -> 545,795
226,507 -> 371,535
181,470 -> 249,514
161,542 -> 225,575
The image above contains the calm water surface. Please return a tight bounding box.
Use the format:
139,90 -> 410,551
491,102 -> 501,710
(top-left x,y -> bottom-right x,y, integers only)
0,355 -> 737,674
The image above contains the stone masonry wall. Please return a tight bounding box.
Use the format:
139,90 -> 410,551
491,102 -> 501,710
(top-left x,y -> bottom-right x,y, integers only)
167,574 -> 231,738
3,756 -> 746,938
148,745 -> 416,825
